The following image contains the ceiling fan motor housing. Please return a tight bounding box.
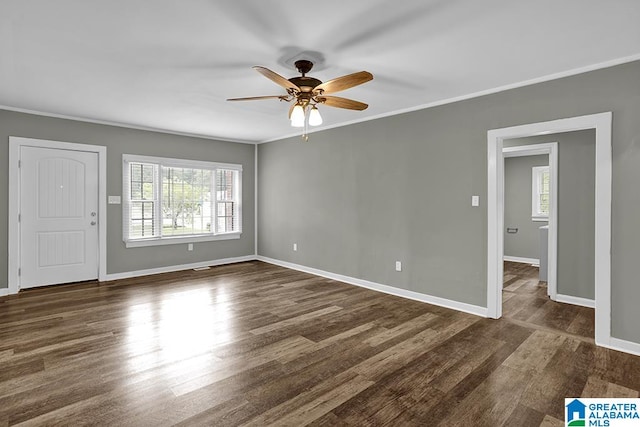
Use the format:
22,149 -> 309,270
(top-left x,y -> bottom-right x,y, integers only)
289,60 -> 322,93
288,76 -> 322,92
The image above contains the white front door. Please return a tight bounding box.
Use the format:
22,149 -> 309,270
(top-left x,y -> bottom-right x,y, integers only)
20,146 -> 99,288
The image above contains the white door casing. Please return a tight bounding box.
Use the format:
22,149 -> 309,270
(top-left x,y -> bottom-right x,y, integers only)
487,112 -> 612,348
20,146 -> 99,288
8,137 -> 107,294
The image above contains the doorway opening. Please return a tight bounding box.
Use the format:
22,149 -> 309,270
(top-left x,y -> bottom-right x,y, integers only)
503,143 -> 558,300
487,112 -> 612,347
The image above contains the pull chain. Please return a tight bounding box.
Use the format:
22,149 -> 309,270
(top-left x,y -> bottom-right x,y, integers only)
301,105 -> 309,142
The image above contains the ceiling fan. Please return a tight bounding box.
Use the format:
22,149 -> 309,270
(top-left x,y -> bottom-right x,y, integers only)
228,60 -> 373,140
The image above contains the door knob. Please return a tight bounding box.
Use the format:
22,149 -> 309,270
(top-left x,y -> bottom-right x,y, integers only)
91,221 -> 97,226
91,212 -> 97,217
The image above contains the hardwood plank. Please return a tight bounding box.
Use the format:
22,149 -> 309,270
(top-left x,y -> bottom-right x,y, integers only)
241,371 -> 374,426
582,375 -> 640,398
502,330 -> 567,373
540,414 -> 564,426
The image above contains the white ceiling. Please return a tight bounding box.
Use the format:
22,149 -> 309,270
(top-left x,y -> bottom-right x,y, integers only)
1,1 -> 639,143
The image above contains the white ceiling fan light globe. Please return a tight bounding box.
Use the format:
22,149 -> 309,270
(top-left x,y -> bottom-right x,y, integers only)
308,106 -> 322,126
290,104 -> 305,127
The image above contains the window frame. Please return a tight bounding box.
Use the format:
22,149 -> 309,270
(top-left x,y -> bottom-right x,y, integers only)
123,154 -> 242,248
531,165 -> 550,221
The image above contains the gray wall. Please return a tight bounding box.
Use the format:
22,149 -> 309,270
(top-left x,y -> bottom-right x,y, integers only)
258,60 -> 640,344
504,155 -> 549,261
505,131 -> 596,301
0,110 -> 255,282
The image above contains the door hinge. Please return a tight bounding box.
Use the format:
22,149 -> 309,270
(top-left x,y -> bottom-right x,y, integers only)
18,160 -> 21,168
18,213 -> 21,223
18,268 -> 21,276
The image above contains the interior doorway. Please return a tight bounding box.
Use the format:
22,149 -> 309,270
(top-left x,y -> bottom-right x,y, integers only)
487,112 -> 612,348
502,143 -> 558,299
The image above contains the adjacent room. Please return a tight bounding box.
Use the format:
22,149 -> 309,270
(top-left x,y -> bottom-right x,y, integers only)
2,1 -> 640,425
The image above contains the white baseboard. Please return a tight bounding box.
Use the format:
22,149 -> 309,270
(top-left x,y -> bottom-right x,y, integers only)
102,255 -> 256,281
555,294 -> 595,308
503,255 -> 540,266
256,256 -> 488,318
0,288 -> 9,297
605,337 -> 640,357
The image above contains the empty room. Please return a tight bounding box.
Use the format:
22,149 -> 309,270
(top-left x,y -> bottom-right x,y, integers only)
2,1 -> 640,426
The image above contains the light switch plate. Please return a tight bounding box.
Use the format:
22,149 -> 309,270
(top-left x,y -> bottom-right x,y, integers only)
108,195 -> 121,204
471,195 -> 479,207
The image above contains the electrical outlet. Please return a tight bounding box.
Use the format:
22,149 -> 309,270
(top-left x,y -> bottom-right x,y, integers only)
188,243 -> 193,251
293,243 -> 298,251
472,195 -> 480,207
395,261 -> 402,272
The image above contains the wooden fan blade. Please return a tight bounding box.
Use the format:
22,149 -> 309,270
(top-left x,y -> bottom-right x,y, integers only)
313,71 -> 373,95
253,66 -> 300,92
318,96 -> 368,111
227,95 -> 287,101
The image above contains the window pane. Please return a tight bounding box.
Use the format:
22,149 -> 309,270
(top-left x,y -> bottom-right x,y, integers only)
216,169 -> 234,200
216,201 -> 235,233
162,166 -> 212,237
131,181 -> 142,200
541,171 -> 550,193
142,164 -> 154,182
215,169 -> 238,233
130,201 -> 155,238
132,164 -> 142,181
540,194 -> 549,214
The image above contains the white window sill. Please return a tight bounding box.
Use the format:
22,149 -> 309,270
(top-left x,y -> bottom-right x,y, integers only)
125,232 -> 241,248
532,216 -> 549,222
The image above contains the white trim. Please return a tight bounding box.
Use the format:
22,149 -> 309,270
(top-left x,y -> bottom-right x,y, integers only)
122,153 -> 243,172
124,233 -> 240,248
531,217 -> 549,222
257,256 -> 488,318
0,105 -> 257,145
502,142 -> 558,300
504,145 -> 554,157
0,288 -> 9,297
503,256 -> 539,265
8,136 -> 108,294
605,338 -> 640,358
254,144 -> 258,256
102,255 -> 255,281
555,294 -> 595,309
262,53 -> 640,144
488,112 -> 612,350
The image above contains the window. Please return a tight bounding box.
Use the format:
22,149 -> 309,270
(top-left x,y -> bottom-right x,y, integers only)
123,154 -> 242,247
532,166 -> 549,221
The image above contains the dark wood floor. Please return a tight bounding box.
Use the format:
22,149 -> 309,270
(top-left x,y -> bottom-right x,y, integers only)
1,261 -> 639,426
503,261 -> 595,340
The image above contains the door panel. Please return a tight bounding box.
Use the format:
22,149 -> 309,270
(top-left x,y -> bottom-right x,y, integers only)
20,146 -> 99,288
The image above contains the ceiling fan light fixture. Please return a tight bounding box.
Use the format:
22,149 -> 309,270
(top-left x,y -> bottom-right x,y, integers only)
308,106 -> 322,126
228,61 -> 372,138
290,103 -> 305,127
